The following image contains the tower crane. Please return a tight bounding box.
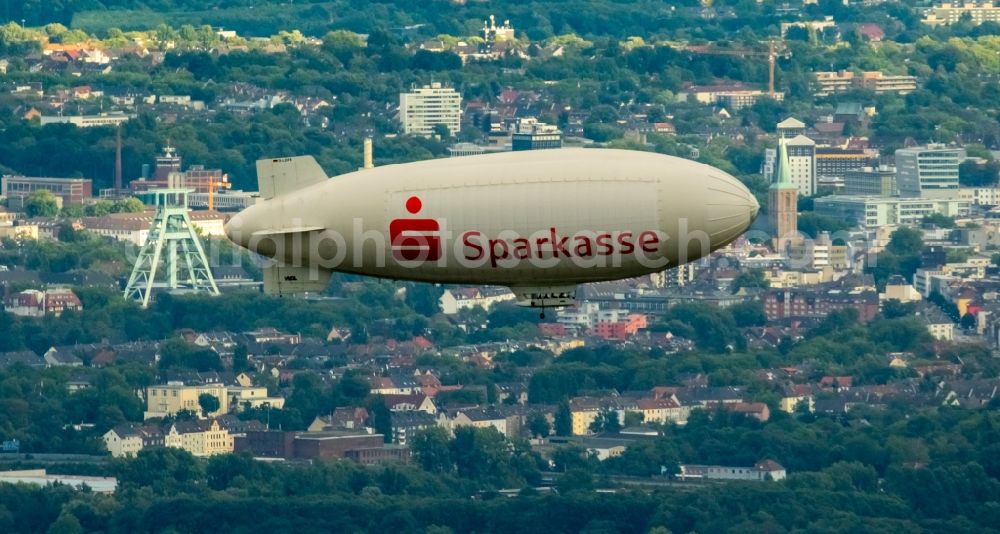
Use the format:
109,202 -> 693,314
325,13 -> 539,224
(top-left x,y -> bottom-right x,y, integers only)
682,39 -> 790,97
207,175 -> 231,211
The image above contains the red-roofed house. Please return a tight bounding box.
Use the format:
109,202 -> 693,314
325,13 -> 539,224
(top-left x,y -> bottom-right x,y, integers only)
857,24 -> 885,42
637,397 -> 689,425
820,376 -> 853,391
719,402 -> 770,422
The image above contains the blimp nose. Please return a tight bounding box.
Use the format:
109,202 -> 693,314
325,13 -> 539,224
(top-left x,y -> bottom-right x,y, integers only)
224,212 -> 251,249
705,173 -> 759,247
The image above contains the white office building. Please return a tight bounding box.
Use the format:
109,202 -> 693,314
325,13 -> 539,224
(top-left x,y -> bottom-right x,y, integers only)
895,145 -> 965,198
814,195 -> 970,228
399,83 -> 462,137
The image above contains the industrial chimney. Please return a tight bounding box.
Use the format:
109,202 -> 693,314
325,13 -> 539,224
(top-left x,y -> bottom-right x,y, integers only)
363,137 -> 374,169
115,124 -> 123,192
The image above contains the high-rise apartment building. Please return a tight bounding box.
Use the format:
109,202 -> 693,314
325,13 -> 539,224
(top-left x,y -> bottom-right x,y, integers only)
399,83 -> 462,137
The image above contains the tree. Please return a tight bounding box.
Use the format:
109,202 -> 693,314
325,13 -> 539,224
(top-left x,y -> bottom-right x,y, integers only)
527,412 -> 551,438
589,408 -> 622,434
730,269 -> 769,294
728,301 -> 767,327
23,190 -> 59,218
431,123 -> 451,139
887,227 -> 924,256
623,411 -> 644,428
232,344 -> 249,373
411,426 -> 453,473
882,299 -> 916,319
555,401 -> 572,436
198,393 -> 221,416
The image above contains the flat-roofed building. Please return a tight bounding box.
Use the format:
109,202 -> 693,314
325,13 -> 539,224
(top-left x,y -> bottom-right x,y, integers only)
81,210 -> 226,245
814,195 -> 970,228
858,71 -> 917,94
814,71 -> 855,96
1,176 -> 92,205
40,113 -> 131,128
896,145 -> 965,198
844,166 -> 898,197
145,382 -> 230,420
816,147 -> 871,183
511,117 -> 562,151
923,2 -> 1000,26
399,82 -> 462,137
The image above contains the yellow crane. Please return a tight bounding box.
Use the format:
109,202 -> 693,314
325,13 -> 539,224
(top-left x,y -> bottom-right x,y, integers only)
682,39 -> 789,97
207,175 -> 231,211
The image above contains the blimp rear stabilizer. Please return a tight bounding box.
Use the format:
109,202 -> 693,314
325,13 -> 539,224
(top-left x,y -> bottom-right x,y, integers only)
225,149 -> 759,308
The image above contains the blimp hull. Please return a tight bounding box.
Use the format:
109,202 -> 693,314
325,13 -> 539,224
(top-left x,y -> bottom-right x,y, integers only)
225,148 -> 758,306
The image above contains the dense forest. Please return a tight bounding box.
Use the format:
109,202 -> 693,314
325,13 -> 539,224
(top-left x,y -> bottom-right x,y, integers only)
2,404 -> 1000,532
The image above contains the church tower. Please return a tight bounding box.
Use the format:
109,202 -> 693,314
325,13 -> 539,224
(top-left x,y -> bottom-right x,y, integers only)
769,138 -> 799,251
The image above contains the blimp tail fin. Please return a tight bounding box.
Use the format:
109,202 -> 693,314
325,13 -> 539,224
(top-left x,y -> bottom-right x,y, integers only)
263,264 -> 333,296
257,156 -> 328,199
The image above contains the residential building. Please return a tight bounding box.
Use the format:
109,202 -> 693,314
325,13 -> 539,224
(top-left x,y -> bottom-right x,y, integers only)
844,166 -> 898,197
399,82 -> 462,137
0,223 -> 39,241
103,425 -> 165,458
858,71 -> 918,94
681,84 -> 784,110
569,396 -> 635,436
814,71 -> 854,96
919,305 -> 956,341
923,2 -> 1000,26
3,288 -> 83,317
590,314 -> 648,340
650,263 -> 696,288
813,196 -> 970,228
390,411 -> 437,445
896,145 -> 965,198
228,386 -> 285,411
439,287 -> 515,314
1,176 -> 93,206
764,284 -> 880,322
957,187 -> 1000,206
165,419 -> 234,456
381,393 -> 437,414
787,233 -> 850,270
144,382 -> 230,420
511,117 -> 562,151
779,385 -> 814,413
449,408 -> 509,436
784,135 -> 817,197
39,113 -> 131,128
635,397 -> 689,425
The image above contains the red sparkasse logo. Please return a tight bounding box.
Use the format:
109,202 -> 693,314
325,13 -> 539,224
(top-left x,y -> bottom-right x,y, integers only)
390,196 -> 442,262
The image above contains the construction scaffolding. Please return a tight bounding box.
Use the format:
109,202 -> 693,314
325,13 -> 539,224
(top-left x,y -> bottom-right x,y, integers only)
123,189 -> 220,307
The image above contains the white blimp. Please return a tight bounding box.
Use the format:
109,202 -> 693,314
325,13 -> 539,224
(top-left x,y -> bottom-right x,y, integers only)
224,148 -> 759,309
